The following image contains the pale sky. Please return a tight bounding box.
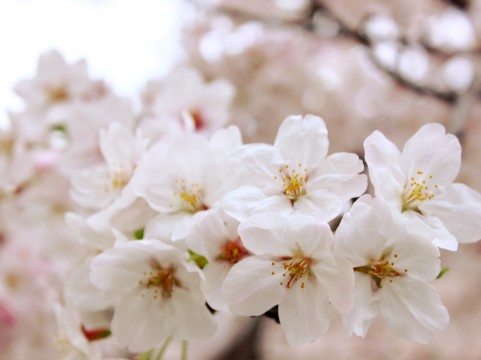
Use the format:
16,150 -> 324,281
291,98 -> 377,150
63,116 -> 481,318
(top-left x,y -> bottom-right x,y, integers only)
0,0 -> 183,111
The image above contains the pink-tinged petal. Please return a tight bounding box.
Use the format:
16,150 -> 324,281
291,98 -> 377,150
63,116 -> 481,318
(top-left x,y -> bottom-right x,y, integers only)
342,273 -> 380,337
278,278 -> 331,345
283,214 -> 334,257
312,256 -> 355,313
421,183 -> 481,244
223,257 -> 285,316
238,213 -> 291,256
364,130 -> 405,208
222,186 -> 292,221
380,277 -> 449,343
203,262 -> 232,312
402,123 -> 461,186
274,114 -> 329,166
294,189 -> 344,222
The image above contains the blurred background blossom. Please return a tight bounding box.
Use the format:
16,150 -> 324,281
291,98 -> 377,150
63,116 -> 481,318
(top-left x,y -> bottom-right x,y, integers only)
2,0 -> 481,359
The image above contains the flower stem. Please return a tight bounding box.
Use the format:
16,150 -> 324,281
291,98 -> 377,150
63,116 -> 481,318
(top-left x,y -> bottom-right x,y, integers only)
180,340 -> 188,360
155,337 -> 173,360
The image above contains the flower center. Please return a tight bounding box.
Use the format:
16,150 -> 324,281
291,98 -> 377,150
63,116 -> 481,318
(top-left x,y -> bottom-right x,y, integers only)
276,164 -> 309,204
272,255 -> 313,289
189,110 -> 205,131
173,179 -> 207,213
217,238 -> 249,264
354,253 -> 407,289
401,171 -> 439,212
139,260 -> 180,299
47,85 -> 69,102
110,168 -> 131,189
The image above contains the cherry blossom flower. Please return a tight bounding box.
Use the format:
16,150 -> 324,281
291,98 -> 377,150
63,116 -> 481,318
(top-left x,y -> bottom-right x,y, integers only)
185,210 -> 248,311
70,122 -> 148,210
334,196 -> 449,343
90,239 -> 216,352
14,50 -> 104,110
140,65 -> 235,140
222,213 -> 354,345
364,123 -> 481,250
134,126 -> 242,242
222,114 -> 367,222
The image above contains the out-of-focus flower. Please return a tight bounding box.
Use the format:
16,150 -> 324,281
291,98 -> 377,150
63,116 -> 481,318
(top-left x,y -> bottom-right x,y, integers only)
140,66 -> 235,141
70,122 -> 148,210
90,239 -> 216,352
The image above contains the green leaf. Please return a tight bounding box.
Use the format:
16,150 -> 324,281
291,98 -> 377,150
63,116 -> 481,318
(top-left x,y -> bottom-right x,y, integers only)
188,249 -> 208,269
436,267 -> 450,279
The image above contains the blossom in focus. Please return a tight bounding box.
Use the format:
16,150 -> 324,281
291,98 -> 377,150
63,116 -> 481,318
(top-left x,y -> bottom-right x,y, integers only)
90,239 -> 216,352
222,213 -> 354,345
364,123 -> 481,250
185,209 -> 248,311
134,126 -> 242,242
334,196 -> 449,343
222,114 -> 367,222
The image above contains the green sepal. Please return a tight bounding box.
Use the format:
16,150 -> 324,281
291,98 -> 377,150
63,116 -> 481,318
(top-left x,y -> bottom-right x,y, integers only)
436,267 -> 450,279
134,228 -> 145,240
188,249 -> 208,269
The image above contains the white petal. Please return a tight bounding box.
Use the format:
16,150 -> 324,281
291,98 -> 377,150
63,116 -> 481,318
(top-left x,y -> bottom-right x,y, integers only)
222,186 -> 292,221
283,214 -> 334,258
223,144 -> 281,190
342,273 -> 380,337
421,183 -> 481,243
363,130 -> 405,208
402,123 -> 461,186
112,291 -> 168,351
203,262 -> 231,312
278,279 -> 331,345
312,256 -> 355,313
380,277 -> 449,343
238,213 -> 292,256
386,229 -> 441,282
223,256 -> 285,316
169,287 -> 217,340
274,114 -> 329,165
294,189 -> 343,222
308,152 -> 367,200
334,197 -> 388,266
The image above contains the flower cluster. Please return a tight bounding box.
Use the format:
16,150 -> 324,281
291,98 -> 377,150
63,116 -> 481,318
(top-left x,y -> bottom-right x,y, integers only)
2,50 -> 481,360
